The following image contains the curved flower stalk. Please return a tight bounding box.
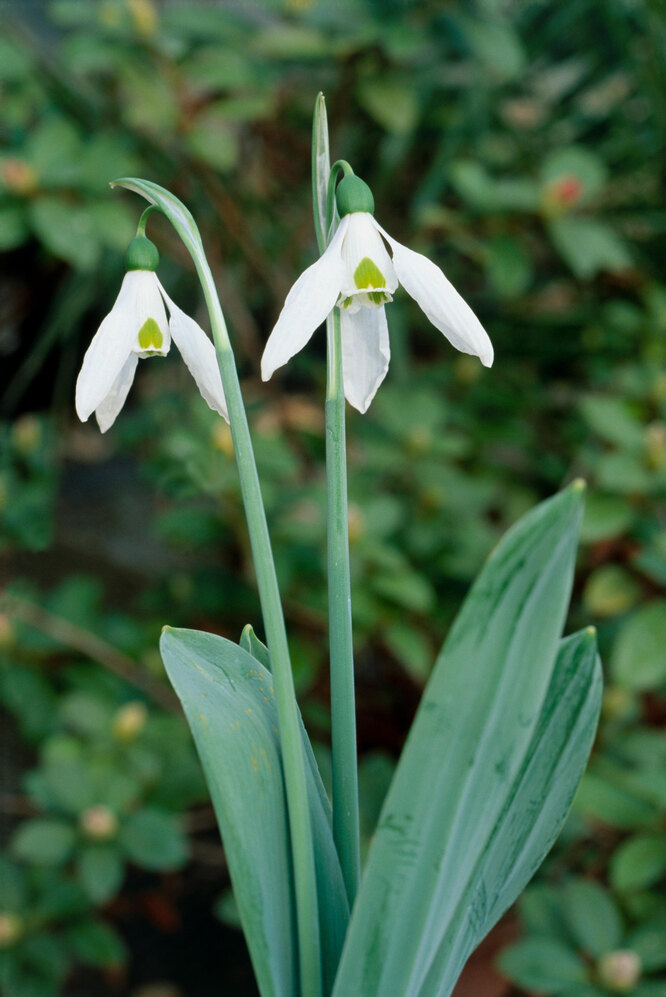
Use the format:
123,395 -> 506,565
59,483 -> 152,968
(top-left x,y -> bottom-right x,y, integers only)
262,173 -> 494,413
91,180 -> 323,997
76,228 -> 228,432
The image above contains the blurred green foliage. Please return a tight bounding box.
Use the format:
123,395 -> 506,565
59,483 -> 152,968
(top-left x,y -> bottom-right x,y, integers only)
1,0 -> 665,994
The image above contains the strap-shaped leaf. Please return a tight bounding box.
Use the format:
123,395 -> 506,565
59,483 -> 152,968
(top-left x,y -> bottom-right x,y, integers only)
417,628 -> 603,997
332,484 -> 586,997
239,623 -> 350,992
161,628 -> 296,997
160,628 -> 348,997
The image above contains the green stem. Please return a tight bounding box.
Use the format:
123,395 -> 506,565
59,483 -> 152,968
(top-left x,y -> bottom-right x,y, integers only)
325,306 -> 361,906
201,268 -> 322,997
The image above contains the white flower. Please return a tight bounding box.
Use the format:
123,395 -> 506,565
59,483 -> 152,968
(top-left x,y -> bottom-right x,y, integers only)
75,269 -> 228,432
261,183 -> 493,413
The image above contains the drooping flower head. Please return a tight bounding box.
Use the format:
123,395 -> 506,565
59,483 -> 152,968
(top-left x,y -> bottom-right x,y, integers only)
76,230 -> 227,432
262,173 -> 493,412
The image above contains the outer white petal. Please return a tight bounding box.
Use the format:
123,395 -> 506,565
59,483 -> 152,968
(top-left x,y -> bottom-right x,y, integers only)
379,227 -> 494,367
158,285 -> 229,422
261,216 -> 350,381
75,273 -> 144,422
95,354 -> 139,433
340,305 -> 390,413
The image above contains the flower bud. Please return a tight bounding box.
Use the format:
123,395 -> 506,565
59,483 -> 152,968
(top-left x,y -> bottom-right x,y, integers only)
597,950 -> 642,991
80,805 -> 119,841
125,235 -> 159,272
336,175 -> 375,217
113,701 -> 148,742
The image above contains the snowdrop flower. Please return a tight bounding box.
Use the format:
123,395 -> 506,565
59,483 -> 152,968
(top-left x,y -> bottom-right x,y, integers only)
262,174 -> 493,412
76,234 -> 228,432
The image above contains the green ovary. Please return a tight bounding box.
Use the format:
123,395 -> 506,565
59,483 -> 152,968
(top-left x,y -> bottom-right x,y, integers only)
137,317 -> 163,350
353,256 -> 386,290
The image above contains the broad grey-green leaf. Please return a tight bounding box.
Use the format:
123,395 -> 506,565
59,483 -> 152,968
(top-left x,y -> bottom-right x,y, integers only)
160,628 -> 348,997
332,484 -> 586,997
415,629 -> 602,995
237,620 -> 350,992
160,628 -> 295,997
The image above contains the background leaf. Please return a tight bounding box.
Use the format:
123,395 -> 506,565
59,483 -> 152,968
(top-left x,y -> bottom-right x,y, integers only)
610,602 -> 666,690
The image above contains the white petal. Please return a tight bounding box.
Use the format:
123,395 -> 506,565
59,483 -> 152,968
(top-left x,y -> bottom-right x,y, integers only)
261,216 -> 350,381
159,286 -> 229,421
340,305 -> 390,413
95,354 -> 139,433
75,272 -> 146,422
339,213 -> 398,298
380,228 -> 494,367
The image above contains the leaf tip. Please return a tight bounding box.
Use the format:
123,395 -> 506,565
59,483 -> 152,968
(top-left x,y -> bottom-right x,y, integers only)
569,477 -> 587,494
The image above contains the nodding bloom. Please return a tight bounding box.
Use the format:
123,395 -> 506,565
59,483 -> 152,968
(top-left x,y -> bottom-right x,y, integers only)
75,234 -> 228,432
261,174 -> 493,413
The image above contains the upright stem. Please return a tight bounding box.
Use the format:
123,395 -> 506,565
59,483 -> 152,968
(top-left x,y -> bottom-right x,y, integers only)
197,258 -> 322,997
325,307 -> 361,906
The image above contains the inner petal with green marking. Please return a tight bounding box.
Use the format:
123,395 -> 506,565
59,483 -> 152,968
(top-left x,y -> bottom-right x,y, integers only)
354,256 -> 386,290
137,317 -> 164,355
